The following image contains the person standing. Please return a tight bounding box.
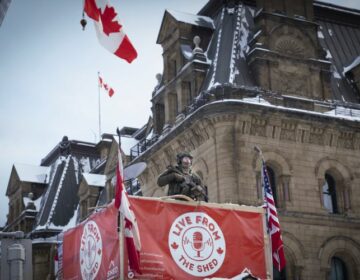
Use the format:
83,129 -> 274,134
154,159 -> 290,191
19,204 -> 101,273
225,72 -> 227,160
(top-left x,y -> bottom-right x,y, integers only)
157,152 -> 208,201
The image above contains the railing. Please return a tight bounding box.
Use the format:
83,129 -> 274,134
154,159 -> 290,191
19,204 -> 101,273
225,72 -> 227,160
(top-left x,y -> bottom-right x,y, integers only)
130,135 -> 159,160
129,87 -> 360,160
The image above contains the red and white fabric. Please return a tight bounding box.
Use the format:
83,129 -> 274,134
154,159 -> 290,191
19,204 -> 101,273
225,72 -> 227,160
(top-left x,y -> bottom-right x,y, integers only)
115,147 -> 142,273
261,159 -> 286,272
84,0 -> 137,63
98,75 -> 115,97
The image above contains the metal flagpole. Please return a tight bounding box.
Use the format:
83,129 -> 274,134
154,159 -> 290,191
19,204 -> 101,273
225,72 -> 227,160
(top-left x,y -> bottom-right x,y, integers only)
98,72 -> 102,140
254,145 -> 273,280
116,128 -> 125,280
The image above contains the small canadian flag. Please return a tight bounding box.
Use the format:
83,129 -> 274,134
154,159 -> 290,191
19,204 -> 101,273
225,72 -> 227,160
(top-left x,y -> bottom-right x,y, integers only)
99,75 -> 115,97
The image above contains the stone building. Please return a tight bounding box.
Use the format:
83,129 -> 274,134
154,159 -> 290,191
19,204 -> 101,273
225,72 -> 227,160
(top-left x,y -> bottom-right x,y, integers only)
127,0 -> 360,279
3,135 -> 113,279
3,0 -> 360,279
3,132 -> 140,279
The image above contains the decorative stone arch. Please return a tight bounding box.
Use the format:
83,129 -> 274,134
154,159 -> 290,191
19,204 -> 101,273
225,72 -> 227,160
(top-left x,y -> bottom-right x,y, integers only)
282,231 -> 306,280
269,23 -> 316,58
253,150 -> 292,208
192,157 -> 209,184
315,158 -> 353,213
318,236 -> 360,280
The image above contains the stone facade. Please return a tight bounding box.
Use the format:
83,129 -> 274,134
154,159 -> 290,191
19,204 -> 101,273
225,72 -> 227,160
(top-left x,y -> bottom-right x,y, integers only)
137,101 -> 360,280
129,0 -> 360,279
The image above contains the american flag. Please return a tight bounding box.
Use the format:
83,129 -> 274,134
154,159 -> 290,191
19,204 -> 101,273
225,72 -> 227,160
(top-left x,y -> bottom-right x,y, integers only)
261,160 -> 286,271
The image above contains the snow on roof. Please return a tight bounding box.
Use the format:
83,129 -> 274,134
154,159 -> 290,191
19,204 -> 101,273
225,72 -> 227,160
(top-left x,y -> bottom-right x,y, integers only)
167,9 -> 215,29
343,56 -> 360,74
35,203 -> 79,232
83,173 -> 106,187
14,163 -> 50,184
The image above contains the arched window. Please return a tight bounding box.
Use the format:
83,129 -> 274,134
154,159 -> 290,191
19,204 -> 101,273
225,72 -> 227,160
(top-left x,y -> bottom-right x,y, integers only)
330,257 -> 348,280
267,166 -> 278,207
323,173 -> 338,213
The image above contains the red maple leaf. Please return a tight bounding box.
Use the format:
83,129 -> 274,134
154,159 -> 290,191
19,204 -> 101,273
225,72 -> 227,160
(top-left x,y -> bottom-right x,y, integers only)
171,242 -> 179,250
217,247 -> 224,254
99,5 -> 122,36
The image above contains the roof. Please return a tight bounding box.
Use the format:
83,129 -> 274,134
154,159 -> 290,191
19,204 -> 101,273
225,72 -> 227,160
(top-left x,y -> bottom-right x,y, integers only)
201,5 -> 255,90
197,1 -> 360,104
34,153 -> 100,232
166,9 -> 215,29
157,9 -> 215,44
13,163 -> 50,184
343,56 -> 360,74
83,173 -> 106,187
316,18 -> 360,103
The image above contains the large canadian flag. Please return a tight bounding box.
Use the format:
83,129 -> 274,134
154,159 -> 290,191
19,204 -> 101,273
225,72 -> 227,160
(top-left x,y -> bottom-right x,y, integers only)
84,0 -> 137,63
115,148 -> 142,273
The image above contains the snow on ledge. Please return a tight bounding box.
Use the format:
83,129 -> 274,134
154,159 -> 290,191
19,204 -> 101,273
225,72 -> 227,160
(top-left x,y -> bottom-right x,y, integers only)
83,173 -> 106,187
210,97 -> 360,122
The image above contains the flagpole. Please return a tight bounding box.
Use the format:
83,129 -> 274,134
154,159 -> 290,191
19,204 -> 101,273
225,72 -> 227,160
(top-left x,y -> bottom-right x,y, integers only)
254,145 -> 273,280
98,71 -> 102,140
116,127 -> 125,280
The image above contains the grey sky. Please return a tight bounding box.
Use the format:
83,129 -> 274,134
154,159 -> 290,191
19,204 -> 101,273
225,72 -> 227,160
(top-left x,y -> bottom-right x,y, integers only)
0,0 -> 359,227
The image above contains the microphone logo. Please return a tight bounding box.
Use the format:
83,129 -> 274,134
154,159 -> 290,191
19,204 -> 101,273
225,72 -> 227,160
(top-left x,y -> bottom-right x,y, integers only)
168,212 -> 226,277
192,231 -> 204,257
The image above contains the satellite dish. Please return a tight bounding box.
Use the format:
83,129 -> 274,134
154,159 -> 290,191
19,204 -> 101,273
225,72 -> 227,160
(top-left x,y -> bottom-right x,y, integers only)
124,162 -> 147,181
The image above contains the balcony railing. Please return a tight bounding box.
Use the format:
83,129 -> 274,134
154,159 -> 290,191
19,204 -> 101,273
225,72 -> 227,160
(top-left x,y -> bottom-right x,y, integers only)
130,135 -> 159,160
129,87 -> 360,160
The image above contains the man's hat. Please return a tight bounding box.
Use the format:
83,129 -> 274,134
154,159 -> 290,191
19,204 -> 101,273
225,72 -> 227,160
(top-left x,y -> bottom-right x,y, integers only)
176,152 -> 193,164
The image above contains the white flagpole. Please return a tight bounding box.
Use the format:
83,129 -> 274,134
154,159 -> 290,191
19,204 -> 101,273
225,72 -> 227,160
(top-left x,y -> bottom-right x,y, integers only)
120,214 -> 125,280
98,71 -> 102,139
117,128 -> 125,280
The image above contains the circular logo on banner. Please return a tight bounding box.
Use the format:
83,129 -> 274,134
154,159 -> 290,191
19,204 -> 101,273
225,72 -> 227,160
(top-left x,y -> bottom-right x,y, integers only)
80,220 -> 103,280
168,212 -> 226,277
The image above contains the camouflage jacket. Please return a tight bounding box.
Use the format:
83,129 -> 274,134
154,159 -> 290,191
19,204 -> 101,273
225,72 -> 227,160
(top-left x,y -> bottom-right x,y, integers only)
157,165 -> 207,201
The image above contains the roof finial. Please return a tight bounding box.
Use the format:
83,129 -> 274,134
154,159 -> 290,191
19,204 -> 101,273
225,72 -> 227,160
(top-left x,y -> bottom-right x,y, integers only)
194,36 -> 201,50
192,35 -> 206,62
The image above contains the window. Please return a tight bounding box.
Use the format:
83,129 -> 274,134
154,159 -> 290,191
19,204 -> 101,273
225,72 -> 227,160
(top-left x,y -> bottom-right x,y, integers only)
323,173 -> 338,213
330,257 -> 348,280
267,166 -> 278,207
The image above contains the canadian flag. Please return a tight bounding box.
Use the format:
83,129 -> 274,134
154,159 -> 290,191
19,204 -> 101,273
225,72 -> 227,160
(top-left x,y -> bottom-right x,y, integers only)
84,0 -> 137,63
98,75 -> 115,97
115,147 -> 142,274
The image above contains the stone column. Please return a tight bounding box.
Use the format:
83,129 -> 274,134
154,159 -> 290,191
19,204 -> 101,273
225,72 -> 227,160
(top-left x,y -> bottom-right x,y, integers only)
8,243 -> 25,280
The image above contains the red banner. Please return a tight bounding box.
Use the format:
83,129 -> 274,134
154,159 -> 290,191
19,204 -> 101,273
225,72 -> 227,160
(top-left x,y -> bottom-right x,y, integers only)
63,204 -> 120,280
62,198 -> 269,280
126,197 -> 268,280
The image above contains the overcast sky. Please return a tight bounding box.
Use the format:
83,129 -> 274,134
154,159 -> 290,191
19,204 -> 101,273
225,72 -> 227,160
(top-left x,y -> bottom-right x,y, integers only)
0,0 -> 359,227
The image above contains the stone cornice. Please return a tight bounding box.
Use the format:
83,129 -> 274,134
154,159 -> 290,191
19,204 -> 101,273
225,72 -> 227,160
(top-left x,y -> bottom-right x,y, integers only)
133,101 -> 360,164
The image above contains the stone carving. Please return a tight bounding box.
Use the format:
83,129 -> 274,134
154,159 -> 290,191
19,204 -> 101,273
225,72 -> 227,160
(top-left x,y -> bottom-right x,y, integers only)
275,37 -> 305,57
250,117 -> 266,137
337,132 -> 354,149
309,128 -> 324,145
280,121 -> 296,141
